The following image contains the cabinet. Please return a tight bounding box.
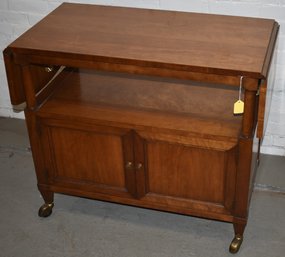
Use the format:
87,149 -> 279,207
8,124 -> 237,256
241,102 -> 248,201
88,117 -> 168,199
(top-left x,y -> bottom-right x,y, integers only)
36,68 -> 240,216
3,3 -> 279,253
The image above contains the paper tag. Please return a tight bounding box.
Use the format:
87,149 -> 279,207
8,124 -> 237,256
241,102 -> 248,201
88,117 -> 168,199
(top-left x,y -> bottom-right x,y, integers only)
233,100 -> 244,115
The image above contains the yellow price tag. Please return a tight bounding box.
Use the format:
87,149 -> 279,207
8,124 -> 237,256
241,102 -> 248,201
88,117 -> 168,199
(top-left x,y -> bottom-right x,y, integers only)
233,76 -> 244,115
233,100 -> 244,115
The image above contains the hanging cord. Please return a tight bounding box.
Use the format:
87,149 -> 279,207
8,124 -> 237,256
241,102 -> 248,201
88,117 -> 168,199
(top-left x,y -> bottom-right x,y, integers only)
239,76 -> 243,101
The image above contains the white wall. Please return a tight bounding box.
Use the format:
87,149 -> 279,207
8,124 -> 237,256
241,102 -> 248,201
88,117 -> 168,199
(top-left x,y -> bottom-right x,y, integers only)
0,0 -> 285,155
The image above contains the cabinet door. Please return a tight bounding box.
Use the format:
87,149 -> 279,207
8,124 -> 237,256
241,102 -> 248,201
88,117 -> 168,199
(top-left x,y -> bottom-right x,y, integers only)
39,119 -> 138,198
136,134 -> 237,216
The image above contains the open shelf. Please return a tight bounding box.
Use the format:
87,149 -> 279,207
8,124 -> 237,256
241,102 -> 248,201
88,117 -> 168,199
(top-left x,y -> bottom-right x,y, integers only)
39,68 -> 243,139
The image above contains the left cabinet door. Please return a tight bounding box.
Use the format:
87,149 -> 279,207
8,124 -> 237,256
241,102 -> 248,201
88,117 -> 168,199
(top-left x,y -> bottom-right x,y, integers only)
38,118 -> 138,199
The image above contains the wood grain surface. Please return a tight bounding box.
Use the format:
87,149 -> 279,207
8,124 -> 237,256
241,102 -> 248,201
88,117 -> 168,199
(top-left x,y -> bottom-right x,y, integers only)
9,3 -> 278,78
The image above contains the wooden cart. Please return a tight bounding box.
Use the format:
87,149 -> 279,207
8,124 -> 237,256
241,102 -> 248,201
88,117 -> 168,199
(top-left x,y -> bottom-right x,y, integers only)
3,3 -> 279,253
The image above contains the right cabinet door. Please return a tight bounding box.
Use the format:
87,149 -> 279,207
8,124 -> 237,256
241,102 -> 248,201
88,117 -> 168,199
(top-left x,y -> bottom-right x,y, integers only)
138,133 -> 238,218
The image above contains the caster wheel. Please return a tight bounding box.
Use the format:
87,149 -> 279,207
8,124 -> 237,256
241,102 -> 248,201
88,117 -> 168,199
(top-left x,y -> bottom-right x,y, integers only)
229,234 -> 243,254
38,203 -> 54,217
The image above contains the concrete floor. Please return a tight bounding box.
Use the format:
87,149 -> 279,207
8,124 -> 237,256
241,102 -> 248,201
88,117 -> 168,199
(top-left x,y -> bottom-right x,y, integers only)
0,117 -> 284,257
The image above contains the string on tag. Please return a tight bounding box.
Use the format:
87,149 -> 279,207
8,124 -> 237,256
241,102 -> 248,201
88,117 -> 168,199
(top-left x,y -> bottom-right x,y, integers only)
239,76 -> 243,101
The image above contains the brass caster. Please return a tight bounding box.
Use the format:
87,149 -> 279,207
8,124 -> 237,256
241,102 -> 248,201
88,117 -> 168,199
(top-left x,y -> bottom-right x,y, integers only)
229,234 -> 243,254
38,203 -> 54,217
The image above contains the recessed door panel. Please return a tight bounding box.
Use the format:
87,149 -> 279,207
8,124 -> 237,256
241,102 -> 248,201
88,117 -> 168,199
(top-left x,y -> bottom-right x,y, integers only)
40,122 -> 138,198
50,127 -> 125,187
146,141 -> 227,204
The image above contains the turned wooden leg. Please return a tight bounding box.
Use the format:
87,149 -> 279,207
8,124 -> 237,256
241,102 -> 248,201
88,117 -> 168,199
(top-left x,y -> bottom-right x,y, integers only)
38,187 -> 54,217
229,222 -> 246,253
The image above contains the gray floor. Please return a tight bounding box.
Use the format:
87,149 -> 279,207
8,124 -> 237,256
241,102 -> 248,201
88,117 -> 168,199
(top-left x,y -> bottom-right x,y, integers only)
0,117 -> 284,257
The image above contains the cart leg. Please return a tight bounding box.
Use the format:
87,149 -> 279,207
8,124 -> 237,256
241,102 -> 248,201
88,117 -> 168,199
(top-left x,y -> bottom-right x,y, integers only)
229,222 -> 245,253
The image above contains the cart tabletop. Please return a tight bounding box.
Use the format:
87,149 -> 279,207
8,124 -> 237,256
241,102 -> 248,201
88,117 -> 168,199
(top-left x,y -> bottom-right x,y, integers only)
8,3 -> 278,78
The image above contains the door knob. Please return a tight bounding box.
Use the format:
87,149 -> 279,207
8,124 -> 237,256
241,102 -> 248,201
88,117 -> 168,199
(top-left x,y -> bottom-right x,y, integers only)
125,161 -> 133,169
136,163 -> 143,170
